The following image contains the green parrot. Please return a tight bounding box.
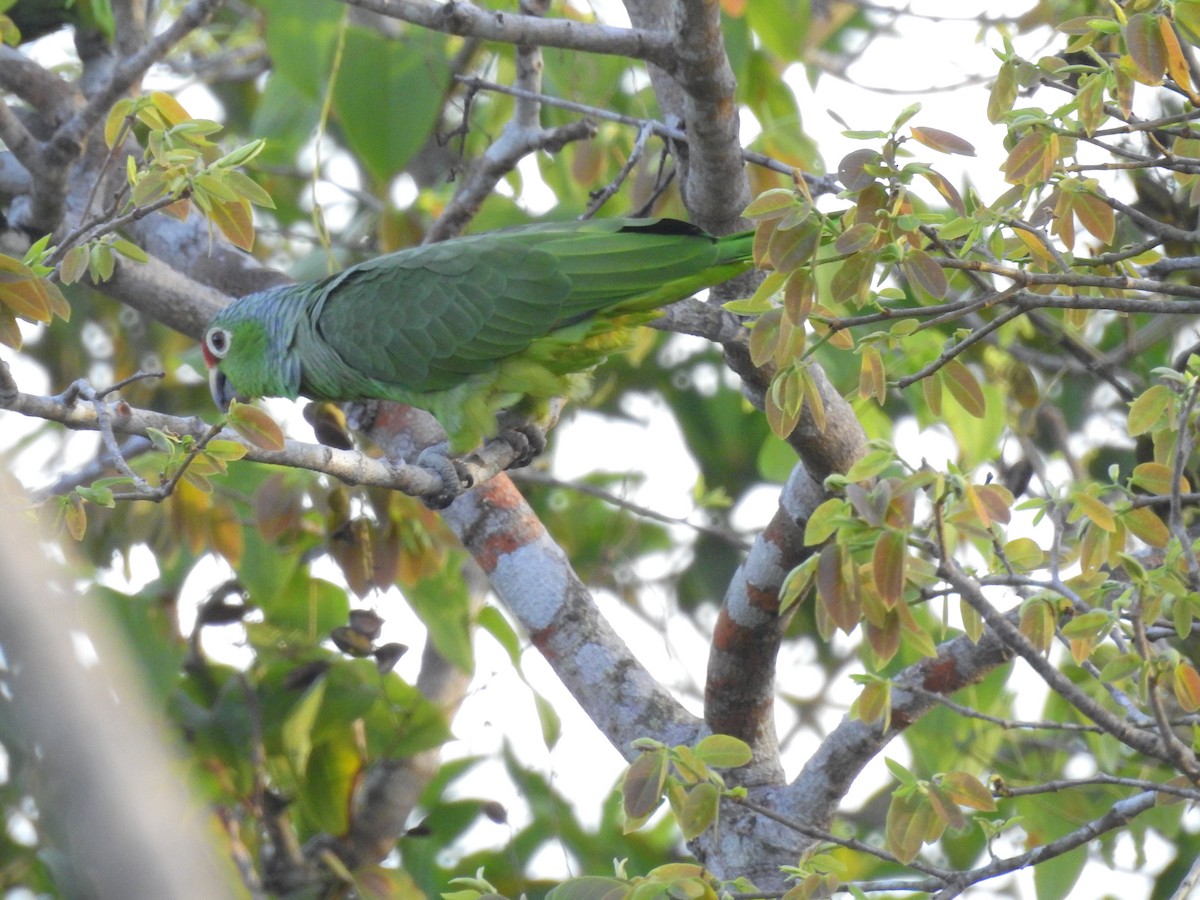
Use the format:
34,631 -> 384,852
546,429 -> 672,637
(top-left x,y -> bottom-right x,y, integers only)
203,217 -> 755,469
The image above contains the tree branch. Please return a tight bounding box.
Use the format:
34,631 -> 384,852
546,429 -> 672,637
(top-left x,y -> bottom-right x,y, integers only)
341,0 -> 677,70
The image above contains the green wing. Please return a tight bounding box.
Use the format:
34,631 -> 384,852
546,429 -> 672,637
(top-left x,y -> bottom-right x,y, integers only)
310,218 -> 749,394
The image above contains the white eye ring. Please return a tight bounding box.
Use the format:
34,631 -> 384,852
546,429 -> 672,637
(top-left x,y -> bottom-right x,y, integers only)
205,327 -> 231,360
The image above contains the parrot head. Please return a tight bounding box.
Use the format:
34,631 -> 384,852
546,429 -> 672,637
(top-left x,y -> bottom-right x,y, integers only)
203,288 -> 304,412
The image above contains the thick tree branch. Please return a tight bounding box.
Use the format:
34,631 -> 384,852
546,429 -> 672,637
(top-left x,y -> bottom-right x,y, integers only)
704,464 -> 826,775
0,505 -> 238,898
425,470 -> 704,758
341,0 -> 677,70
669,0 -> 750,232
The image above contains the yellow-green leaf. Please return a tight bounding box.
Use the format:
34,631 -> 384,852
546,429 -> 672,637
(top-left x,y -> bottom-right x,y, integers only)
693,734 -> 752,769
1128,384 -> 1173,435
1004,537 -> 1044,571
1174,661 -> 1200,712
1124,505 -> 1169,548
60,245 -> 90,285
1131,461 -> 1189,495
1071,490 -> 1117,533
208,197 -> 256,251
104,97 -> 135,148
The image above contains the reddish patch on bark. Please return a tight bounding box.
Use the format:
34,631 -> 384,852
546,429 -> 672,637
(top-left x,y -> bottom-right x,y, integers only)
466,476 -> 546,574
711,609 -> 746,652
528,620 -> 560,660
921,656 -> 961,694
747,581 -> 779,614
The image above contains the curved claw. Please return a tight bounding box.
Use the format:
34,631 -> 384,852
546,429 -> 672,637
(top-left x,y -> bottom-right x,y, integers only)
499,423 -> 547,469
416,445 -> 473,509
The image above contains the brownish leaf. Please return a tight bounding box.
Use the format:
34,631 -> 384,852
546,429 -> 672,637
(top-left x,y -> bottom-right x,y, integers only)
909,126 -> 976,156
925,783 -> 965,831
622,749 -> 668,821
918,169 -> 967,216
1126,13 -> 1168,84
940,771 -> 997,811
872,529 -> 907,608
902,248 -> 948,299
1002,131 -> 1053,185
838,149 -> 880,192
228,401 -> 286,452
1019,597 -> 1055,654
858,345 -> 886,404
209,197 -> 256,251
942,359 -> 986,418
782,270 -> 813,326
886,791 -> 932,864
1073,191 -> 1115,244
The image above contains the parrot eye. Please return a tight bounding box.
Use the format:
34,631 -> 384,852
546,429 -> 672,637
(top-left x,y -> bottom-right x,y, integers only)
205,327 -> 231,361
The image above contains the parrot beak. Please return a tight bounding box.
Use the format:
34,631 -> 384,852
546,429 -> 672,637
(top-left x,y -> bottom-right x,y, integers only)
208,367 -> 243,413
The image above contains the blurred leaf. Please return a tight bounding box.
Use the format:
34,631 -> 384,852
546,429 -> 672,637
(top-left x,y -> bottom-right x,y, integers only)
332,27 -> 451,185
623,748 -> 668,823
909,126 -> 976,156
678,782 -> 719,840
227,401 -> 286,451
693,734 -> 752,769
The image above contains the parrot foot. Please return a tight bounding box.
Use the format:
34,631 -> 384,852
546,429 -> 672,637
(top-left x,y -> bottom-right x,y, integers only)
497,422 -> 547,469
416,445 -> 473,509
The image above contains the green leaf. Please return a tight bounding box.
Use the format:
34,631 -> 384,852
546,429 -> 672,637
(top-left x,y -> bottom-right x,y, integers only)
477,605 -> 521,665
804,497 -> 848,546
678,782 -> 720,840
295,733 -> 361,835
1033,845 -> 1087,900
545,877 -> 629,900
282,676 -> 326,776
333,27 -> 451,184
1128,384 -> 1172,435
406,567 -> 474,675
844,448 -> 895,483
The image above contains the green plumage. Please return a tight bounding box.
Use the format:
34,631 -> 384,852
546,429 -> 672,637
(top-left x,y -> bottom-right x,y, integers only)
205,217 -> 754,453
